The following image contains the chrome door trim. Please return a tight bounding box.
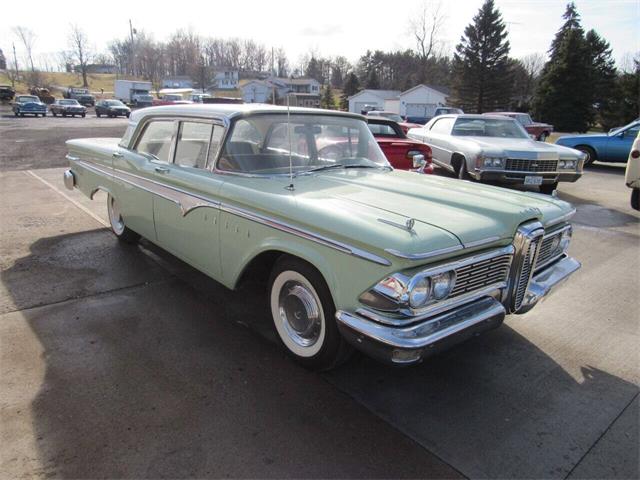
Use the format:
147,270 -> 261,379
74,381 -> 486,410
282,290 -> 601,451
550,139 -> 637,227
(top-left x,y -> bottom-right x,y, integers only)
73,159 -> 391,267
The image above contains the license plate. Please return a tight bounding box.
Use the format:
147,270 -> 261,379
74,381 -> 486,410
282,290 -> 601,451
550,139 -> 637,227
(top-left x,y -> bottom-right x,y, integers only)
524,175 -> 543,186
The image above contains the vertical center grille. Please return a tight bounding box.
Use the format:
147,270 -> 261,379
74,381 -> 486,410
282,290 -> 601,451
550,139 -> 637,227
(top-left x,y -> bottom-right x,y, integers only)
510,222 -> 545,312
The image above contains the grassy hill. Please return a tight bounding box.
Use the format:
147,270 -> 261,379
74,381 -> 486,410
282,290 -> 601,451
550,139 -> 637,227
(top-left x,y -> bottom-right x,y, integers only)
0,71 -> 144,97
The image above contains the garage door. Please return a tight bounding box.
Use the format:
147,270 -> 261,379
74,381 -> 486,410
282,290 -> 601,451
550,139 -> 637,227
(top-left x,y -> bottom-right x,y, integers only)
405,103 -> 437,117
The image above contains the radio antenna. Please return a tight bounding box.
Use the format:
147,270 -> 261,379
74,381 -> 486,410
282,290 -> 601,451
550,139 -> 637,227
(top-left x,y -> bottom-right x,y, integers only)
286,94 -> 294,191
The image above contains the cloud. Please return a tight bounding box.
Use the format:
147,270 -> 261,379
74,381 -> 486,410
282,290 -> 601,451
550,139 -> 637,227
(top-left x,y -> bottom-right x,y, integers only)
298,24 -> 343,36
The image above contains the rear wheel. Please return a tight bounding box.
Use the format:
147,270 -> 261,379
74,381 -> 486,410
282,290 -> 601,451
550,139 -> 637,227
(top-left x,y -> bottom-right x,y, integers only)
631,188 -> 639,211
52,111 -> 57,117
107,194 -> 140,243
269,256 -> 352,371
576,145 -> 596,167
96,111 -> 101,117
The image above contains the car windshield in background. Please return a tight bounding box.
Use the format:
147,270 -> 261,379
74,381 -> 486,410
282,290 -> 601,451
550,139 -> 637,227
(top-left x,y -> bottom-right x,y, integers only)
452,118 -> 529,138
18,96 -> 39,103
217,114 -> 389,175
368,122 -> 402,137
106,100 -> 125,106
61,100 -> 79,105
375,112 -> 404,122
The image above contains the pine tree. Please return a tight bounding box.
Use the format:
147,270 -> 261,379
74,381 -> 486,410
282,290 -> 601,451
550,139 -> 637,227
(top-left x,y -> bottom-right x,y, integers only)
586,30 -> 618,129
450,0 -> 512,113
321,84 -> 335,109
365,69 -> 380,89
534,3 -> 592,131
305,56 -> 322,83
340,72 -> 360,110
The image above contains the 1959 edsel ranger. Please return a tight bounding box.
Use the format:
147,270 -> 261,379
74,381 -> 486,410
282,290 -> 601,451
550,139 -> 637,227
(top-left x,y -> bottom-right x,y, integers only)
63,104 -> 581,370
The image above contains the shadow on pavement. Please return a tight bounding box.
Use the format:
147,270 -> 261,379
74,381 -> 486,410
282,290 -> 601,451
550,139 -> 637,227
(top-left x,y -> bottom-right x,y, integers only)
0,230 -> 461,479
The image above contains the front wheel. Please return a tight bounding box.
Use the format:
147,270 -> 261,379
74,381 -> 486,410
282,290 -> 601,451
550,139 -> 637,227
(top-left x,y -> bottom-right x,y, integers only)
269,256 -> 352,371
96,111 -> 101,117
107,194 -> 140,243
631,188 -> 639,211
457,160 -> 472,180
576,146 -> 596,167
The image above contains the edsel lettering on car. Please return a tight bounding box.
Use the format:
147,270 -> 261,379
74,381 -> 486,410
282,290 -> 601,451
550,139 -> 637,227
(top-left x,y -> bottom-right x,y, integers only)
63,105 -> 581,370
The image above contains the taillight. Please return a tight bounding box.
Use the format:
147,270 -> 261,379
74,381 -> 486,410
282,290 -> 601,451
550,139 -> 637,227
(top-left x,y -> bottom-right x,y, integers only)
631,150 -> 640,159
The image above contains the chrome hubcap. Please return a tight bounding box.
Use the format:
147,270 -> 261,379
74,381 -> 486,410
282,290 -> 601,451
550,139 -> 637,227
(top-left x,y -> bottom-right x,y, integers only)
108,195 -> 125,235
278,281 -> 322,348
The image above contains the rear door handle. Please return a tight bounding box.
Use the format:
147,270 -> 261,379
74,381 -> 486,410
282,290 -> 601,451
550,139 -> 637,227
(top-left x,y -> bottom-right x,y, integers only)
155,166 -> 170,174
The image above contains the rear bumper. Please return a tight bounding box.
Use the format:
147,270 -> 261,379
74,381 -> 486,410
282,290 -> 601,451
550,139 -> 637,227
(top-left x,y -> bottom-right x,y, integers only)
336,255 -> 580,365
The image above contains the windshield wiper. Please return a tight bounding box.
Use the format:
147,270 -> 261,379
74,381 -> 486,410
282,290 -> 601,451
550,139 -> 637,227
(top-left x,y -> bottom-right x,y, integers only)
306,164 -> 345,173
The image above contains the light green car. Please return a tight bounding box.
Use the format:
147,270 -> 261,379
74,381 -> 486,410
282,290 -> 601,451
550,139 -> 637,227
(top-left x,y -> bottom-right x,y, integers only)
63,104 -> 581,370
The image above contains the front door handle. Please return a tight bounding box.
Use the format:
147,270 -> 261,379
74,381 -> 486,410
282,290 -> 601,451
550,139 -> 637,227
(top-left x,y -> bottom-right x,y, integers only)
155,166 -> 170,174
112,152 -> 123,158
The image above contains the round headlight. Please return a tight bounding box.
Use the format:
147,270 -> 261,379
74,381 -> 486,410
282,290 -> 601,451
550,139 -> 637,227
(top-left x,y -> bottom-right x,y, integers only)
409,276 -> 431,308
566,160 -> 575,168
559,160 -> 566,168
431,271 -> 456,300
484,158 -> 493,167
492,158 -> 502,167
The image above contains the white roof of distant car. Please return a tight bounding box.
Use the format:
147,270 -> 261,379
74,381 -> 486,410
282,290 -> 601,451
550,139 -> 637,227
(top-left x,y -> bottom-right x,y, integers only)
129,103 -> 363,124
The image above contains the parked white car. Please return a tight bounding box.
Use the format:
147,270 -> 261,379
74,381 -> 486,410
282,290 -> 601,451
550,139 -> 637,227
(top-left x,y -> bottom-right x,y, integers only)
408,114 -> 585,194
625,131 -> 640,210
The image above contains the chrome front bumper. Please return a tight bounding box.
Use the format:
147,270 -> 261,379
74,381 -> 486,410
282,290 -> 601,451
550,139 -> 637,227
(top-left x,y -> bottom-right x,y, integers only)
336,255 -> 580,365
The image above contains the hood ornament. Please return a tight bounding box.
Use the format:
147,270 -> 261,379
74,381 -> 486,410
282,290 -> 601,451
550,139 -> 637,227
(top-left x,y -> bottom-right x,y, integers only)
378,217 -> 416,233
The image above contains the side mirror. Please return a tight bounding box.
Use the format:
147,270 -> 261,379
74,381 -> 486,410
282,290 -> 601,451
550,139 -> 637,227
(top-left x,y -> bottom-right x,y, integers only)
413,154 -> 426,169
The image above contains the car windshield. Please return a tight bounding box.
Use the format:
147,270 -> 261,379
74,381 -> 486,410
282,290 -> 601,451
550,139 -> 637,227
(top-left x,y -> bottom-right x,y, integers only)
217,113 -> 390,175
452,118 -> 529,138
374,112 -> 403,122
106,100 -> 125,106
18,96 -> 39,103
609,121 -> 640,136
61,100 -> 79,105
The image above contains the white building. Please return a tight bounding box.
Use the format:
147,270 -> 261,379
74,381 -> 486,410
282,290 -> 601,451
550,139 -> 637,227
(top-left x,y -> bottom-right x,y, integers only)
241,80 -> 274,103
399,84 -> 449,117
348,85 -> 450,117
213,69 -> 239,90
348,90 -> 401,114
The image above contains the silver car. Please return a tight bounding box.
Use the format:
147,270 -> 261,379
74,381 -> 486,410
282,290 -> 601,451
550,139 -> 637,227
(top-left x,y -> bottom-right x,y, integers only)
407,114 -> 584,194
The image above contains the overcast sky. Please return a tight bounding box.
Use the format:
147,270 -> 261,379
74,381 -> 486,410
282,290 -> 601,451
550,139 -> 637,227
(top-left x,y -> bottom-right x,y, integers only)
1,0 -> 638,70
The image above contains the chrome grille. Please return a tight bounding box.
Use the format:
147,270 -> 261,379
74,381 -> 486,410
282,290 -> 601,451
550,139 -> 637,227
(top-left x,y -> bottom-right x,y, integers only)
509,222 -> 545,313
450,253 -> 512,298
505,158 -> 558,172
536,235 -> 561,269
514,239 -> 540,310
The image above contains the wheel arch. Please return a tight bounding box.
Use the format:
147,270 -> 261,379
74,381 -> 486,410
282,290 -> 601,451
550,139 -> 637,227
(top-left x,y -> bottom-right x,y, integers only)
450,152 -> 467,173
574,143 -> 599,160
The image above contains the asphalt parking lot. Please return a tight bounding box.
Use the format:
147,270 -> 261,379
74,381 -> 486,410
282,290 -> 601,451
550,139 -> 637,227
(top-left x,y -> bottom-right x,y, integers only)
1,108 -> 638,479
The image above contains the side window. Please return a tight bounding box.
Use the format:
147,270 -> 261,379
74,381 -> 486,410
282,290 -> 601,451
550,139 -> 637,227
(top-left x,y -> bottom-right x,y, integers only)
135,121 -> 175,162
624,126 -> 639,138
430,117 -> 454,135
207,126 -> 225,169
174,121 -> 213,169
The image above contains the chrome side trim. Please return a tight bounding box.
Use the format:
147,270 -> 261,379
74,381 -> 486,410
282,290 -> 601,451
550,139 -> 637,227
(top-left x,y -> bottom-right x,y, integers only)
77,160 -> 220,216
544,208 -> 576,227
219,203 -> 392,266
385,244 -> 464,260
74,159 -> 391,267
66,154 -> 80,162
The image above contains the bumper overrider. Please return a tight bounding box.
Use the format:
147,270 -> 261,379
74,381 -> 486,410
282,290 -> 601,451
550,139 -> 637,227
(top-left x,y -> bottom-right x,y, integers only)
335,222 -> 581,365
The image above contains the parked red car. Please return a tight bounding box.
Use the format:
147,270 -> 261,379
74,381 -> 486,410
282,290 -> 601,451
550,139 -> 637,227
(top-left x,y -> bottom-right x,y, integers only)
367,118 -> 433,173
365,111 -> 423,135
485,112 -> 553,141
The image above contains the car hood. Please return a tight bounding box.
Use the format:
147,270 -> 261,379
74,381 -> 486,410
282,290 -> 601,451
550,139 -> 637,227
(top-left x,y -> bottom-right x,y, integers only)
285,169 -> 573,263
556,133 -> 608,143
460,137 -> 581,159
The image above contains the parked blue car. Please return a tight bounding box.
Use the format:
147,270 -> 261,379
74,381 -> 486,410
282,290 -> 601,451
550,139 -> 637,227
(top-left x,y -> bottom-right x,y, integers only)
12,95 -> 47,117
555,119 -> 640,165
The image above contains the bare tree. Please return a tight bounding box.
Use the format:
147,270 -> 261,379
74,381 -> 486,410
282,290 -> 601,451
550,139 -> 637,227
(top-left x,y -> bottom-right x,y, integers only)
13,26 -> 36,72
410,1 -> 446,61
521,53 -> 545,78
68,24 -> 92,87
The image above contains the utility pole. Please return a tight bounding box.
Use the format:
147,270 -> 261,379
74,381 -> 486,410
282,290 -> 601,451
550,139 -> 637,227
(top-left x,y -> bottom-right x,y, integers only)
12,43 -> 19,87
129,19 -> 136,76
